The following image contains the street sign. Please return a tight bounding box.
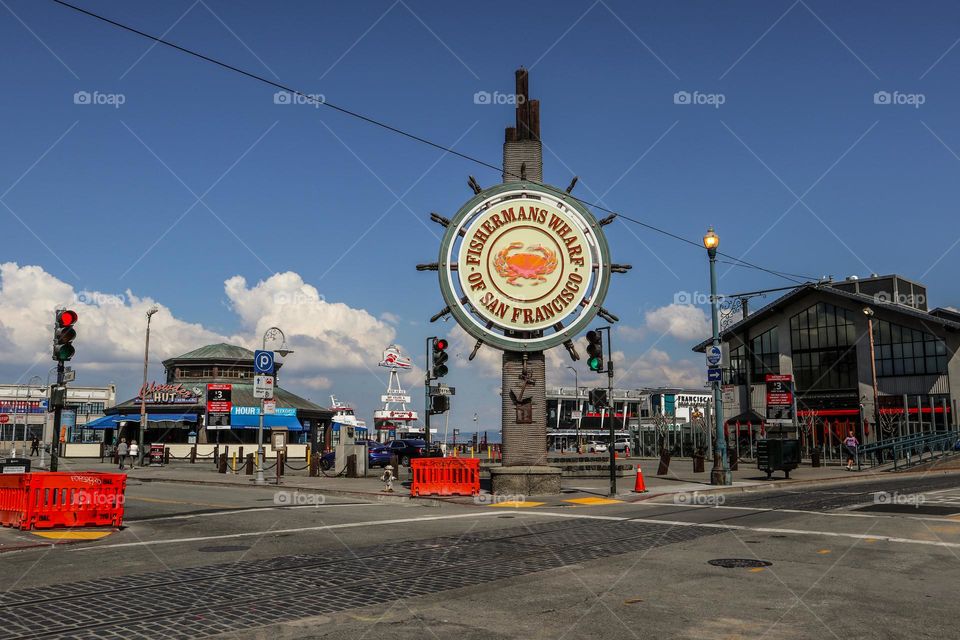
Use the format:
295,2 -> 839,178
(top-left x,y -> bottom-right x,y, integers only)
571,410 -> 582,420
254,375 -> 275,399
0,414 -> 7,424
205,383 -> 232,429
254,350 -> 274,375
63,368 -> 76,383
381,394 -> 412,404
429,385 -> 455,396
707,367 -> 722,382
262,400 -> 276,415
705,345 -> 722,367
722,384 -> 736,405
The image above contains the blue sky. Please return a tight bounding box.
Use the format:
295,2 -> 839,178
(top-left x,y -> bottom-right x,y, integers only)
2,0 -> 959,434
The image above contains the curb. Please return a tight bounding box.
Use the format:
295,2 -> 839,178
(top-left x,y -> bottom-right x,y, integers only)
134,476 -> 447,507
621,467 -> 960,502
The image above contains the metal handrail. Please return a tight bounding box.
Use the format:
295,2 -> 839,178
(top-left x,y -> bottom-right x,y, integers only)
857,429 -> 958,471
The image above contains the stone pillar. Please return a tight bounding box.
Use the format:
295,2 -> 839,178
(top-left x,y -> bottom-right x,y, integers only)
500,351 -> 547,466
490,68 -> 561,495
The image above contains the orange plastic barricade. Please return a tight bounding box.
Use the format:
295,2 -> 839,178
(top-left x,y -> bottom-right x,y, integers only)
0,472 -> 126,531
410,458 -> 480,497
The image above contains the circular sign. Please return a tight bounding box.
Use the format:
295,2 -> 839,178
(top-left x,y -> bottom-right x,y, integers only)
0,414 -> 7,424
706,345 -> 722,367
439,182 -> 610,351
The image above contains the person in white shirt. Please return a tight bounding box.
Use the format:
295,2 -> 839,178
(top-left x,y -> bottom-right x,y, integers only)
129,441 -> 140,468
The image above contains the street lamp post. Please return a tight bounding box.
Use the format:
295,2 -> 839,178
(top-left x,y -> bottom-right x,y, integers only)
25,376 -> 42,457
567,366 -> 581,453
256,327 -> 292,486
863,307 -> 880,444
704,227 -> 731,486
138,306 -> 159,467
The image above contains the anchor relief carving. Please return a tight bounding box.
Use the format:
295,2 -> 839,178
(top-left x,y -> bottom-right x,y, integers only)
509,368 -> 535,424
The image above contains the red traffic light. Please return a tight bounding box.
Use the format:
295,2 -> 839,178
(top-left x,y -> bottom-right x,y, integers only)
434,338 -> 448,351
58,309 -> 78,327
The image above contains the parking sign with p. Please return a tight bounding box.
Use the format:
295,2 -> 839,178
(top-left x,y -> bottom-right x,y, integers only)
254,350 -> 274,375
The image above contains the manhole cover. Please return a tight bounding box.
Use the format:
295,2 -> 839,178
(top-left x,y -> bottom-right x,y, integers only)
198,545 -> 251,553
708,558 -> 772,569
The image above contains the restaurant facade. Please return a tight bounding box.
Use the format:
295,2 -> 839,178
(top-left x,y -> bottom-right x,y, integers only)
92,343 -> 334,448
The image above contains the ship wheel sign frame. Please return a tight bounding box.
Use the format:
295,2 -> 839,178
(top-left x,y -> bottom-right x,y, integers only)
427,181 -> 620,355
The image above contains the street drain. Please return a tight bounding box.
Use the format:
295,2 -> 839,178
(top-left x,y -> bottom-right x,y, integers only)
198,545 -> 251,553
708,558 -> 772,569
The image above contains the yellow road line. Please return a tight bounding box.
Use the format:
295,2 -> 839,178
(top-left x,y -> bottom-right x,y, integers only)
32,530 -> 114,540
489,501 -> 545,508
564,497 -> 623,506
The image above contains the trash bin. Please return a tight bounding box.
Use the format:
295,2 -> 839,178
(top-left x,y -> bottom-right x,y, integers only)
810,449 -> 821,467
0,458 -> 31,474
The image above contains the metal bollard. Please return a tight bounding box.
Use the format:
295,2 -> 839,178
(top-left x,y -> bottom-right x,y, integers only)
245,453 -> 254,475
213,445 -> 219,468
164,447 -> 170,465
309,453 -> 319,477
218,453 -> 227,474
190,445 -> 197,463
346,454 -> 357,478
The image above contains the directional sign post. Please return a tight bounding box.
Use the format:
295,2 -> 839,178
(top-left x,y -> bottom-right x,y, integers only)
254,350 -> 275,375
707,367 -> 722,383
254,375 -> 275,399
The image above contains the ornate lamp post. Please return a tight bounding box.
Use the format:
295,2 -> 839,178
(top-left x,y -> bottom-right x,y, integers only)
704,227 -> 731,485
567,366 -> 582,453
138,305 -> 159,466
863,307 -> 880,444
256,327 -> 292,485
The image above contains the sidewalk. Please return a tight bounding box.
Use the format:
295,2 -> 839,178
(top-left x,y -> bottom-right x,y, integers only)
25,454 -> 930,505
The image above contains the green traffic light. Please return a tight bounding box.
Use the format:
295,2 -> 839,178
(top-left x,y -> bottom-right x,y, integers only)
55,344 -> 75,361
588,356 -> 601,372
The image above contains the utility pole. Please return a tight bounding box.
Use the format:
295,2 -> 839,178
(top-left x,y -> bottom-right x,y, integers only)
424,336 -> 434,444
138,306 -> 159,466
605,327 -> 615,496
50,361 -> 64,472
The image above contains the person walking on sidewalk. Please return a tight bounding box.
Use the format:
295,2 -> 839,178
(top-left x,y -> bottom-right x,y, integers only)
117,439 -> 129,470
29,436 -> 39,456
129,441 -> 140,469
843,430 -> 859,471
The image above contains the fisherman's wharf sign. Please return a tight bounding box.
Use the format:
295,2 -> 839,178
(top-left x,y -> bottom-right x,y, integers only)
439,182 -> 610,351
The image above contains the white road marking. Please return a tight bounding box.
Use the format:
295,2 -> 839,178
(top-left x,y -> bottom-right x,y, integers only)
529,512 -> 960,549
637,500 -> 960,522
124,503 -> 382,523
76,511 -> 512,550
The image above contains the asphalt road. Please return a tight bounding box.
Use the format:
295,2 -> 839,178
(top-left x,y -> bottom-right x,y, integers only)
2,471 -> 959,640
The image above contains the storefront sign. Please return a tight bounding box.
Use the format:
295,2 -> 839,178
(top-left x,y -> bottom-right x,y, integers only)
231,406 -> 296,417
438,184 -> 611,352
137,382 -> 197,404
205,384 -> 232,429
381,393 -> 412,404
765,374 -> 793,406
373,410 -> 417,421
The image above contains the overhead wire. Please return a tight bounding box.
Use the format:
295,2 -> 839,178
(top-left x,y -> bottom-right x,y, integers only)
52,0 -> 820,287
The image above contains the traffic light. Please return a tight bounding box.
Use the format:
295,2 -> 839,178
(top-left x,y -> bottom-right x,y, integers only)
431,337 -> 449,379
586,330 -> 603,372
53,309 -> 78,362
589,388 -> 608,408
431,394 -> 450,414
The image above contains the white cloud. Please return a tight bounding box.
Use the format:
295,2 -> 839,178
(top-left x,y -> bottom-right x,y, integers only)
0,263 -> 423,395
644,304 -> 710,341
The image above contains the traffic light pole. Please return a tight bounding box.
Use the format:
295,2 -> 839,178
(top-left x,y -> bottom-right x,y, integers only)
604,327 -> 616,497
424,336 -> 434,445
50,361 -> 64,472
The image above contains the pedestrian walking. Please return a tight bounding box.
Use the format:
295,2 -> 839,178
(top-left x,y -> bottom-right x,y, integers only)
843,430 -> 859,471
29,436 -> 39,456
129,441 -> 139,468
117,439 -> 129,470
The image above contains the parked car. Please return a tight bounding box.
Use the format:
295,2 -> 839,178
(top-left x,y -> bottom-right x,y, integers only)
612,439 -> 631,453
320,444 -> 392,471
587,441 -> 608,453
384,439 -> 442,466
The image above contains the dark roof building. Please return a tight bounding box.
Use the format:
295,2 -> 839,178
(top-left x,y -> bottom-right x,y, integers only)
104,343 -> 332,444
692,275 -> 959,447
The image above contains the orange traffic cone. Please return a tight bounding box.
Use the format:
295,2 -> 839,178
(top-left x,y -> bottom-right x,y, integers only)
633,464 -> 647,492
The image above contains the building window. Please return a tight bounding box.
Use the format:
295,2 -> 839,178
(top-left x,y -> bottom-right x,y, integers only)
728,345 -> 747,385
873,319 -> 947,377
790,302 -> 859,391
750,327 -> 780,382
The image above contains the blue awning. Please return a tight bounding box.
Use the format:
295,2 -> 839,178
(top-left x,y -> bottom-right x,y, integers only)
228,413 -> 303,431
84,413 -> 198,429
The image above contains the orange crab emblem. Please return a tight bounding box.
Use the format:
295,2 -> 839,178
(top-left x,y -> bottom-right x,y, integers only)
493,242 -> 558,286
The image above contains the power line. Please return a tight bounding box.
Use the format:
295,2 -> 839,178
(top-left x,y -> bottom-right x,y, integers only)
52,0 -> 818,287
